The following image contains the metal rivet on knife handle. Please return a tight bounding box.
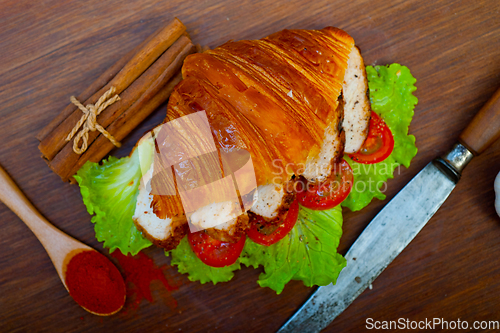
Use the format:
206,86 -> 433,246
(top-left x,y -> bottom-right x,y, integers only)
433,143 -> 474,183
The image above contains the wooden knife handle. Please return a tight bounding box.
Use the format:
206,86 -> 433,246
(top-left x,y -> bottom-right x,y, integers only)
459,87 -> 500,155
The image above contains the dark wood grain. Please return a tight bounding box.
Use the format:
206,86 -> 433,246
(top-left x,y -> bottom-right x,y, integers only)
0,0 -> 499,332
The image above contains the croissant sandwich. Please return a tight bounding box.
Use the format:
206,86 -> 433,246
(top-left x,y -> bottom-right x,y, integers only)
132,27 -> 372,250
76,23 -> 418,293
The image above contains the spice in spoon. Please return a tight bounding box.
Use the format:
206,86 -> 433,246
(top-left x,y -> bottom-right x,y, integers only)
65,250 -> 126,315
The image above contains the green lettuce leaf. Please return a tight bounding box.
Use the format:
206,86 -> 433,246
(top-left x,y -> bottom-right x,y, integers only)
169,205 -> 345,294
74,140 -> 154,255
167,237 -> 243,284
342,64 -> 418,211
243,205 -> 345,294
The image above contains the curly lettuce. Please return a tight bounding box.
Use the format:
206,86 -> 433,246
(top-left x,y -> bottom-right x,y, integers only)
168,205 -> 345,294
75,140 -> 154,255
168,237 -> 244,284
342,64 -> 418,211
243,205 -> 345,294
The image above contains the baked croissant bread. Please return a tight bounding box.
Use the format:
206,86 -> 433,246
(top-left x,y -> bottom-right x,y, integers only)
133,27 -> 371,250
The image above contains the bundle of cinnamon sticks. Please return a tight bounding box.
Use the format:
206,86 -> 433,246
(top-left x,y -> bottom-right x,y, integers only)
37,18 -> 197,182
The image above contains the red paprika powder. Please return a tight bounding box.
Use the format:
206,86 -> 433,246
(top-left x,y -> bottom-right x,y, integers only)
111,251 -> 178,310
65,250 -> 126,315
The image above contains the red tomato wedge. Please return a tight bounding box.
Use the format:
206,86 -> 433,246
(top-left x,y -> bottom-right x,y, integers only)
247,199 -> 300,246
297,159 -> 353,210
348,111 -> 394,164
188,231 -> 246,267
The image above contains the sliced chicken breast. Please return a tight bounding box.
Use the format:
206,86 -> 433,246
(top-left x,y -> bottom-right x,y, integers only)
249,183 -> 295,225
302,99 -> 345,183
133,129 -> 249,245
133,164 -> 188,250
190,200 -> 249,242
204,214 -> 250,242
342,46 -> 371,153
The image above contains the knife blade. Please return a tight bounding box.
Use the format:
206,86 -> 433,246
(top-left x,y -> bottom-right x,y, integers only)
279,160 -> 457,333
279,87 -> 500,333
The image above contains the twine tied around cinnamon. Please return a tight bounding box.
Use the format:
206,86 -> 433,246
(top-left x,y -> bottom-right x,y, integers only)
66,87 -> 122,154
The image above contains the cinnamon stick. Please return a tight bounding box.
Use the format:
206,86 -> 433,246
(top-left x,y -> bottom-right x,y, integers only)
63,43 -> 195,182
68,71 -> 185,182
35,23 -> 164,142
47,36 -> 193,180
39,18 -> 186,160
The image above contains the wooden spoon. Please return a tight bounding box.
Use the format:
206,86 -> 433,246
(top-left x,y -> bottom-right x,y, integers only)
0,164 -> 125,315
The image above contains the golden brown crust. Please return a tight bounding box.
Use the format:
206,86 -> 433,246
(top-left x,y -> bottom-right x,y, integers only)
173,27 -> 354,186
138,27 -> 356,251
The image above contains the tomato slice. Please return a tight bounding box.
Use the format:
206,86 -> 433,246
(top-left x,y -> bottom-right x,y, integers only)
348,111 -> 394,164
187,231 -> 246,267
297,159 -> 353,210
246,199 -> 300,246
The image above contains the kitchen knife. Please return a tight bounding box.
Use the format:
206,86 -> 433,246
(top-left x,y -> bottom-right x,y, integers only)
278,87 -> 500,333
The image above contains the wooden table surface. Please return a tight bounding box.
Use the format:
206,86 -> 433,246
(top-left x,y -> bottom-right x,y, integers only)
1,0 -> 500,332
